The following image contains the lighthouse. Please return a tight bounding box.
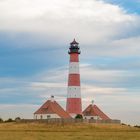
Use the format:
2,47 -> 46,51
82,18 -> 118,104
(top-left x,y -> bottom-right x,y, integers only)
66,39 -> 82,117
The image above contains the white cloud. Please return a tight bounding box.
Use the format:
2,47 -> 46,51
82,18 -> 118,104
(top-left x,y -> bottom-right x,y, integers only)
0,0 -> 139,45
0,0 -> 140,58
108,36 -> 140,56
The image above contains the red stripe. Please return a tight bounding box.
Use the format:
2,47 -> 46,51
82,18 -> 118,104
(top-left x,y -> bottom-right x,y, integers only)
70,53 -> 79,62
66,98 -> 82,114
68,74 -> 80,86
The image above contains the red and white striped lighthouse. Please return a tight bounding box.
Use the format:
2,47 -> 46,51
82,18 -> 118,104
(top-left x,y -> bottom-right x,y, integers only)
66,39 -> 82,117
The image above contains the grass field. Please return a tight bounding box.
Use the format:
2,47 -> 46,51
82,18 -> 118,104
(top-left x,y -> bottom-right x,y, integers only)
0,122 -> 140,140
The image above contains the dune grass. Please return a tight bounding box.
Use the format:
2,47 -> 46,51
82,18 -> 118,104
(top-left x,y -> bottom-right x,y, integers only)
0,122 -> 140,140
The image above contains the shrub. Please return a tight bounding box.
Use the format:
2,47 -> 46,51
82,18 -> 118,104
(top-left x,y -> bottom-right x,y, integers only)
5,118 -> 14,123
0,118 -> 3,123
75,114 -> 83,119
134,125 -> 140,128
121,123 -> 126,125
15,117 -> 21,121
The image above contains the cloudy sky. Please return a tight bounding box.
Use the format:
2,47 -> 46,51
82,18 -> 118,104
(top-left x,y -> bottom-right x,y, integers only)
0,0 -> 140,125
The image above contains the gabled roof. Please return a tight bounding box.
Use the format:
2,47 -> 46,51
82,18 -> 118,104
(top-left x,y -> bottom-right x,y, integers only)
34,100 -> 71,119
83,104 -> 111,120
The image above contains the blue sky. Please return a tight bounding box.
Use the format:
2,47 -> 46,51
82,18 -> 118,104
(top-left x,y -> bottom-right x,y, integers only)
103,0 -> 140,14
0,0 -> 140,125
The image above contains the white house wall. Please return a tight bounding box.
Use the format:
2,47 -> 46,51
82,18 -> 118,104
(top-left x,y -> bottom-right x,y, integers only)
34,114 -> 60,119
84,115 -> 102,120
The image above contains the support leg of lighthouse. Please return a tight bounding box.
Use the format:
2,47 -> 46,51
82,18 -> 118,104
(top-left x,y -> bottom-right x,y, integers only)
66,39 -> 82,118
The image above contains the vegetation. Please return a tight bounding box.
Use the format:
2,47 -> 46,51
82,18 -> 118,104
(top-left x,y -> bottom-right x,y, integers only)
5,118 -> 14,123
0,123 -> 140,140
134,125 -> 140,128
0,118 -> 3,123
15,117 -> 21,121
75,114 -> 83,119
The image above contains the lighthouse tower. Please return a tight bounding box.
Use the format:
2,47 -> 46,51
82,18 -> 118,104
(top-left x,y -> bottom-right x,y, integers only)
66,39 -> 82,117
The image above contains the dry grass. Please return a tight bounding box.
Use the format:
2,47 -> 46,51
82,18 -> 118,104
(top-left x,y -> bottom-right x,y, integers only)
0,122 -> 140,140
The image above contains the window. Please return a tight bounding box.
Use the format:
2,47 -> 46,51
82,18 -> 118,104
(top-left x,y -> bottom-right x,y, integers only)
47,115 -> 51,119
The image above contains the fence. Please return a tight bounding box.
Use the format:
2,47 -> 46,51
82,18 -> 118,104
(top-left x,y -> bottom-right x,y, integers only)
17,118 -> 121,124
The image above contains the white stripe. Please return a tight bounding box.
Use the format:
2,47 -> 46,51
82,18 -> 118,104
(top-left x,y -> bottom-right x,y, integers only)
69,62 -> 79,74
67,86 -> 81,98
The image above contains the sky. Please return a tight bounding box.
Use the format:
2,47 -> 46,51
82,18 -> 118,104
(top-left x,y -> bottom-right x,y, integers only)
0,0 -> 140,125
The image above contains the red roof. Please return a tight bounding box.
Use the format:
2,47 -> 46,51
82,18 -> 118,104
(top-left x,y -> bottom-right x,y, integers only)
70,39 -> 79,45
83,104 -> 111,120
34,100 -> 71,119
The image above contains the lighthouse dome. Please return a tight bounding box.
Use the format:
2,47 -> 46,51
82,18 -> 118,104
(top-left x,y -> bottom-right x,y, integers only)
69,39 -> 80,54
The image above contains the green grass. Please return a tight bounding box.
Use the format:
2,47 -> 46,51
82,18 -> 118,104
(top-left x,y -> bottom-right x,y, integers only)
0,123 -> 140,140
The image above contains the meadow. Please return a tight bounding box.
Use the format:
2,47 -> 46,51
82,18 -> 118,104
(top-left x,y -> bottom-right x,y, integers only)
0,122 -> 140,140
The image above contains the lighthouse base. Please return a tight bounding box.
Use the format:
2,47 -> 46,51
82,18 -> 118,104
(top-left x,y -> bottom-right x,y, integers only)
69,113 -> 77,118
